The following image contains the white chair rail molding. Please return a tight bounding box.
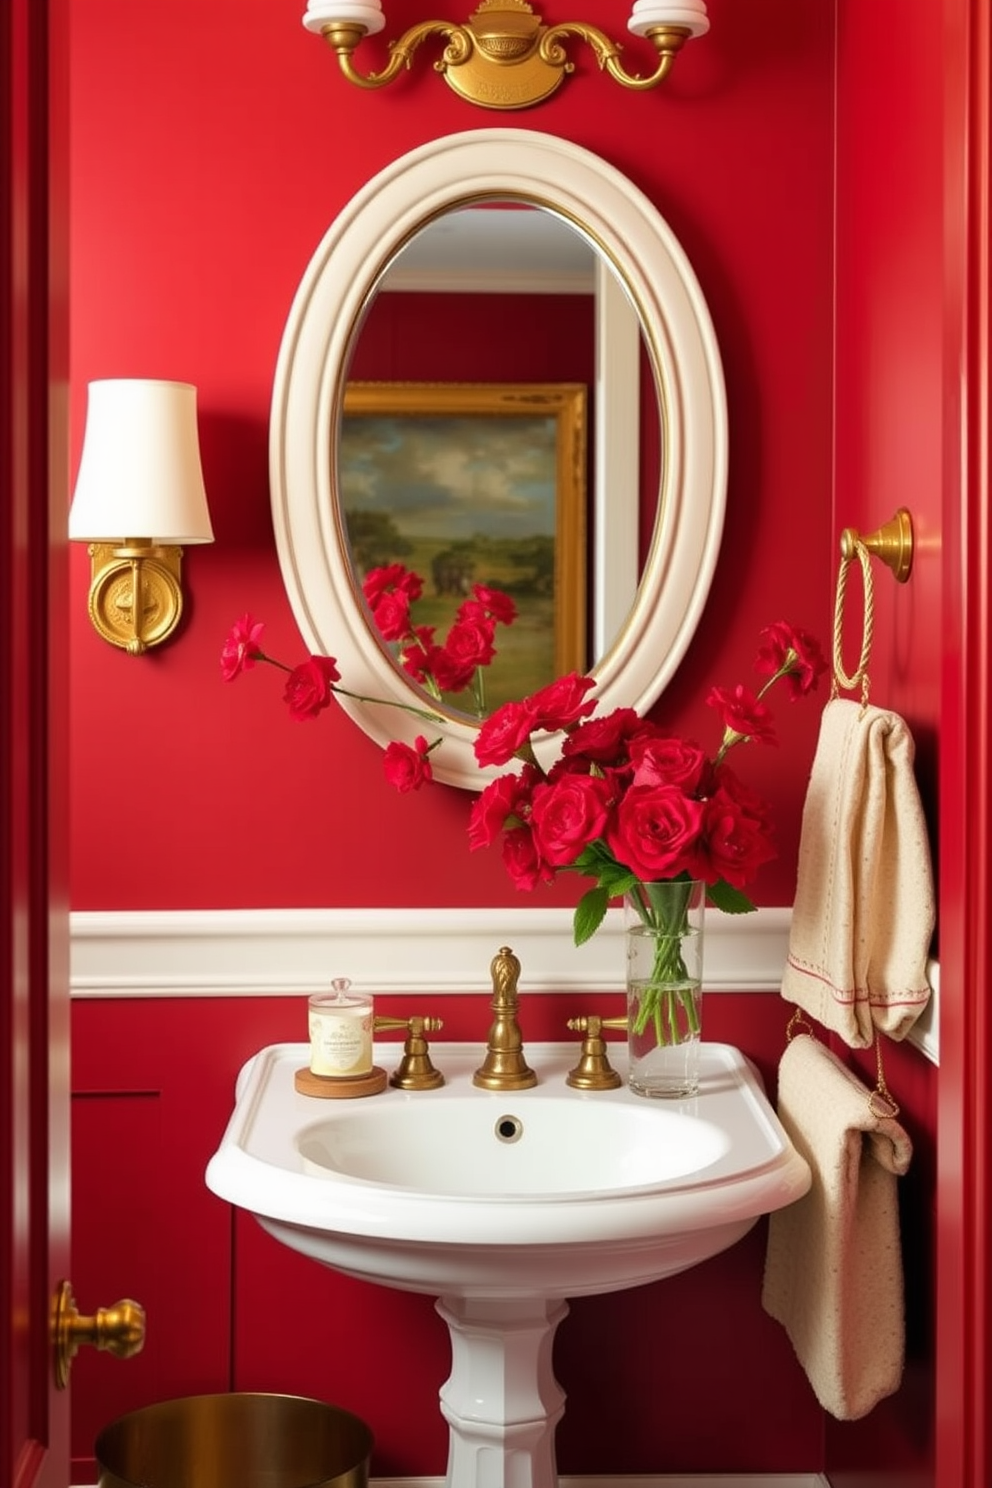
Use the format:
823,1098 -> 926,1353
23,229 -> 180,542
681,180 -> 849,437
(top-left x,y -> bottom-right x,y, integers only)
67,905 -> 940,1067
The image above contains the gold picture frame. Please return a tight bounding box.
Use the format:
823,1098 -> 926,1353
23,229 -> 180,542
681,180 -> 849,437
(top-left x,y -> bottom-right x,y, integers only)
339,381 -> 588,710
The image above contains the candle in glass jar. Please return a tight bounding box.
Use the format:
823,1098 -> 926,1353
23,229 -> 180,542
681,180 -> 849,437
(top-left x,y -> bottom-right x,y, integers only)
308,979 -> 373,1077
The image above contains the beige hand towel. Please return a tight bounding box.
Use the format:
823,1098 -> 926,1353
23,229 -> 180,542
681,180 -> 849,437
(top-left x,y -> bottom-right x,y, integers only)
762,1034 -> 913,1420
781,697 -> 933,1048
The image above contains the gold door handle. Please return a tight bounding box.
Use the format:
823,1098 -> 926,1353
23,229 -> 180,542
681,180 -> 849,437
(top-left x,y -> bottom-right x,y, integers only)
52,1279 -> 146,1389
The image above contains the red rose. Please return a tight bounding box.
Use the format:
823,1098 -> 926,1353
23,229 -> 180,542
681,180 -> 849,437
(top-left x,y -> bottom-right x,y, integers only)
706,684 -> 777,745
754,621 -> 827,698
363,564 -> 423,606
469,585 -> 517,626
426,645 -> 476,694
526,673 -> 598,733
475,698 -> 539,767
561,707 -> 647,765
369,588 -> 412,643
606,783 -> 705,881
283,656 -> 341,720
221,613 -> 265,680
501,825 -> 554,891
529,774 -> 615,868
629,734 -> 708,792
689,788 -> 777,888
468,766 -> 537,850
430,614 -> 497,692
399,626 -> 436,682
714,761 -> 774,824
383,736 -> 434,793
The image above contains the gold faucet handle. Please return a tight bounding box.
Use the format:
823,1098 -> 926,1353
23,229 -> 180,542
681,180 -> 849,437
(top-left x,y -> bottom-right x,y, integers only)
565,1015 -> 627,1090
374,1015 -> 443,1034
375,1015 -> 446,1090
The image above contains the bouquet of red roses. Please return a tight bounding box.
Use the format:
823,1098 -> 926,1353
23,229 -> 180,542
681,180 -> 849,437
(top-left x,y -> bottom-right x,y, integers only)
362,562 -> 517,717
463,621 -> 824,1047
465,622 -> 826,1009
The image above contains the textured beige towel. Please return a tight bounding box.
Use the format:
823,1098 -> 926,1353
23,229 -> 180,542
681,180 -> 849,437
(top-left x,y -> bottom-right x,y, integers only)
781,698 -> 933,1048
762,1035 -> 913,1420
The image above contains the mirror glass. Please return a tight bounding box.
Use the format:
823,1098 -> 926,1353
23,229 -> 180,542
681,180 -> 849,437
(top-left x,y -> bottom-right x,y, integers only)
270,130 -> 726,788
339,201 -> 660,715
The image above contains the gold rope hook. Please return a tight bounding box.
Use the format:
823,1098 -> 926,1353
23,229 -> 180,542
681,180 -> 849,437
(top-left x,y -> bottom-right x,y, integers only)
839,507 -> 915,584
832,508 -> 915,705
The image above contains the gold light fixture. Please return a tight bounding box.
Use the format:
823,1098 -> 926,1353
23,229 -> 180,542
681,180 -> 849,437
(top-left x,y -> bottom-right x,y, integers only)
302,0 -> 709,110
69,379 -> 214,655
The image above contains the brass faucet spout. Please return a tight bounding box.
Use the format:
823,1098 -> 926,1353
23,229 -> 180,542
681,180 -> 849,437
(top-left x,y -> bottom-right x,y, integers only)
473,946 -> 537,1090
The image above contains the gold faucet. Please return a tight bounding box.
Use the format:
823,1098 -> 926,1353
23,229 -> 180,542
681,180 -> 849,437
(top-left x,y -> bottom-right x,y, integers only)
374,1015 -> 445,1090
473,946 -> 537,1090
565,1014 -> 628,1090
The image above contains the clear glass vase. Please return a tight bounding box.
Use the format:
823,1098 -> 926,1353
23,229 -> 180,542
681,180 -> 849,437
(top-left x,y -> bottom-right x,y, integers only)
624,879 -> 705,1098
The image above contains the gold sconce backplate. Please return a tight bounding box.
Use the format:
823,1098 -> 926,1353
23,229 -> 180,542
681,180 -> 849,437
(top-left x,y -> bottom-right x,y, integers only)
86,541 -> 184,654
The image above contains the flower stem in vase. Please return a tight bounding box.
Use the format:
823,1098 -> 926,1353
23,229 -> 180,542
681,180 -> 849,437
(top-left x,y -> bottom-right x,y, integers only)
625,879 -> 705,1098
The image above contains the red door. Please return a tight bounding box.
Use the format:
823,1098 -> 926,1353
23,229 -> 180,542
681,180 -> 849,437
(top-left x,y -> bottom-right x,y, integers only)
1,3 -> 71,1486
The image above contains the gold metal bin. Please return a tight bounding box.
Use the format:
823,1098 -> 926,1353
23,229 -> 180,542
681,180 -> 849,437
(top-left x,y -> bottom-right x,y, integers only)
95,1392 -> 373,1488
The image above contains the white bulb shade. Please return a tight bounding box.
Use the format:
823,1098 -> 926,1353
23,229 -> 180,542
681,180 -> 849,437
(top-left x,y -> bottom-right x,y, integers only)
302,0 -> 385,36
628,0 -> 709,39
69,380 -> 214,545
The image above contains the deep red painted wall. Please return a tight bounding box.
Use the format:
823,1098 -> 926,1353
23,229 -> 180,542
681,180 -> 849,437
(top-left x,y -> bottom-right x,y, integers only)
67,0 -> 835,914
826,2 -> 945,1483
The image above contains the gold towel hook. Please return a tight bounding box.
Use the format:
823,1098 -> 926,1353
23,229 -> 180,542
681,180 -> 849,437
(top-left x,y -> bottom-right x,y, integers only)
839,507 -> 914,584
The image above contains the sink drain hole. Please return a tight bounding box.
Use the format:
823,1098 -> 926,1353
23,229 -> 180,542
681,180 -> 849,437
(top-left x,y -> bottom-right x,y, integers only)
494,1115 -> 523,1144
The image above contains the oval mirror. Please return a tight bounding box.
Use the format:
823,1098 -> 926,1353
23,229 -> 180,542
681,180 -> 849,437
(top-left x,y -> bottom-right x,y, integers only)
270,129 -> 727,789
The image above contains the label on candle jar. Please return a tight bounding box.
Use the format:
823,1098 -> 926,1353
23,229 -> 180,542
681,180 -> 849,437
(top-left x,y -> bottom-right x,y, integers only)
308,992 -> 373,1077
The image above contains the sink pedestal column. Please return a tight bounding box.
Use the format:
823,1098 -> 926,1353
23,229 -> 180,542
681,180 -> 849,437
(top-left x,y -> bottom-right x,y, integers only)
436,1295 -> 569,1488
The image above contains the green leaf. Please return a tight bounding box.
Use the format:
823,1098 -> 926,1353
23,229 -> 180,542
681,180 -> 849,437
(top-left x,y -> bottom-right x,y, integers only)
573,886 -> 610,946
705,879 -> 757,915
599,864 -> 640,898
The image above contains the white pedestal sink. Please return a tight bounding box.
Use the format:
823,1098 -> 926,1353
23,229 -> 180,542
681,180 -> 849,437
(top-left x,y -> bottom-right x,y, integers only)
207,1041 -> 809,1487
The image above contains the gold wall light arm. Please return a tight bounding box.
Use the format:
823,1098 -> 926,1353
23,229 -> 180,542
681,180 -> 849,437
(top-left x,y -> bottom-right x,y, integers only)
542,22 -> 690,90
840,506 -> 914,584
320,18 -> 462,90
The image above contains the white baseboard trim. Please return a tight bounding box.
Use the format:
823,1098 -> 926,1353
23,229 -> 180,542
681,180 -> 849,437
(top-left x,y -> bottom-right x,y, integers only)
76,1478 -> 831,1488
371,1476 -> 831,1487
68,906 -> 938,1065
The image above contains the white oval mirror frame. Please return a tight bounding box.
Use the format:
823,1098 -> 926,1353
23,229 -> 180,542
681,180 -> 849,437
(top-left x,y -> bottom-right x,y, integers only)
270,129 -> 727,789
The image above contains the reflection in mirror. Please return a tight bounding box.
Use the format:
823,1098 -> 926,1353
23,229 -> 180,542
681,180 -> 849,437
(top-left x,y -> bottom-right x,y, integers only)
269,130 -> 727,788
340,202 -> 659,715
339,378 -> 588,715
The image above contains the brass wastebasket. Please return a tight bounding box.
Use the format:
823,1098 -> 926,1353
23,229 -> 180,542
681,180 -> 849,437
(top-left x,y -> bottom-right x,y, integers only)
95,1392 -> 373,1488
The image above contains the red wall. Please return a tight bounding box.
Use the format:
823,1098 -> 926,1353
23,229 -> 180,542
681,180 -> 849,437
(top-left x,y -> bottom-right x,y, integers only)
67,0 -> 835,914
66,0 -> 951,1482
825,2 -> 947,1482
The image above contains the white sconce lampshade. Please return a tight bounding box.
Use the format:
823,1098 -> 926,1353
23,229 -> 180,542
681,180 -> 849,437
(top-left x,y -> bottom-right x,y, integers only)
69,378 -> 214,544
627,0 -> 709,40
69,379 -> 214,654
303,0 -> 386,36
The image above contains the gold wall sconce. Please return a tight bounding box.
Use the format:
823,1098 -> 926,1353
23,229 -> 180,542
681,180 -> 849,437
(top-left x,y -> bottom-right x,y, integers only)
302,0 -> 709,110
68,379 -> 214,655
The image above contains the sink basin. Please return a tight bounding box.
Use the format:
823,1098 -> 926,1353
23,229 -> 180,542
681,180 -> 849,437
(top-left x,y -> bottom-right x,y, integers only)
207,1040 -> 809,1487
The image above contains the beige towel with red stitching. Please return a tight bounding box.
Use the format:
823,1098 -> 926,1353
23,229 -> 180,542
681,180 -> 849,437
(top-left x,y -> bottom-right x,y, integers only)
781,698 -> 933,1048
762,1035 -> 913,1420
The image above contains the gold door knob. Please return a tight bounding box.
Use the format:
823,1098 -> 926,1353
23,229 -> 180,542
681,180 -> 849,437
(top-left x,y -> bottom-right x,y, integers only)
52,1279 -> 146,1389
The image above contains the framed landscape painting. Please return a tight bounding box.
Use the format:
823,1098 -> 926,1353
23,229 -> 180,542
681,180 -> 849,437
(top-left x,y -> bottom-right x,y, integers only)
339,381 -> 588,713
